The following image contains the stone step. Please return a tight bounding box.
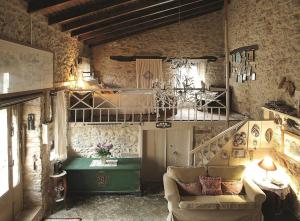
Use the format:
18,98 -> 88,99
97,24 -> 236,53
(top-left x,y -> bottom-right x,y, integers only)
15,206 -> 42,221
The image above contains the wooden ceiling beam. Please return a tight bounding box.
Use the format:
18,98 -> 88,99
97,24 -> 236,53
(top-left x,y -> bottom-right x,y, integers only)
48,0 -> 131,25
86,5 -> 223,46
110,55 -> 218,62
61,0 -> 178,32
27,0 -> 72,13
78,1 -> 223,41
73,0 -> 222,38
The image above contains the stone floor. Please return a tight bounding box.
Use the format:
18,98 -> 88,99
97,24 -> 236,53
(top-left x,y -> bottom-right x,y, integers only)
48,184 -> 168,221
48,184 -> 299,221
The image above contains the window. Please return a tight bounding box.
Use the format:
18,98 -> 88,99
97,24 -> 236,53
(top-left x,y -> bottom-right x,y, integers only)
176,66 -> 202,88
173,60 -> 206,89
0,109 -> 9,197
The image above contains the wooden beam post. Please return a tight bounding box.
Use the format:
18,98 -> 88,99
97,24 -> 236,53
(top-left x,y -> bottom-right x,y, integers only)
224,0 -> 230,127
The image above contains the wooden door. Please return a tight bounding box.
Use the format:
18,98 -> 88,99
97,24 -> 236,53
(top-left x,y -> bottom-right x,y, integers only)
166,128 -> 193,167
0,108 -> 13,221
141,130 -> 166,182
0,107 -> 23,221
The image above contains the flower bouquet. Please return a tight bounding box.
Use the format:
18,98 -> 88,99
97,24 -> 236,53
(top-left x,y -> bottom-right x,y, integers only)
96,143 -> 113,165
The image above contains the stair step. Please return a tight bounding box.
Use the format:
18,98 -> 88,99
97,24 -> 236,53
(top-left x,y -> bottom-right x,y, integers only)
15,206 -> 42,221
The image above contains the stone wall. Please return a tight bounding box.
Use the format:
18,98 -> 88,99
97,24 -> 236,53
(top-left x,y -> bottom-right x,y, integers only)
22,99 -> 42,207
92,10 -> 225,88
0,0 -> 89,83
68,124 -> 140,158
228,0 -> 300,119
22,98 -> 52,219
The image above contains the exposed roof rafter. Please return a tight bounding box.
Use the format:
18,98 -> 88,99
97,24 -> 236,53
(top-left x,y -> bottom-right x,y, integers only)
27,0 -> 72,13
48,0 -> 131,25
73,0 -> 223,39
25,0 -> 224,45
86,5 -> 223,47
79,1 -> 222,41
62,0 -> 180,32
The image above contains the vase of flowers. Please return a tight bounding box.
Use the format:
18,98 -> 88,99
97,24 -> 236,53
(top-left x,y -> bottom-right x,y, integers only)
96,143 -> 113,165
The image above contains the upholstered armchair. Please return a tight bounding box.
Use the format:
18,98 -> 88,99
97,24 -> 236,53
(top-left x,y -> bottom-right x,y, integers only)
163,165 -> 266,221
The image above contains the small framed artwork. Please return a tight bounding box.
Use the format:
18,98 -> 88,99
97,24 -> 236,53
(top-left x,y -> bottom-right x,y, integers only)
242,73 -> 247,82
231,148 -> 246,158
246,66 -> 252,76
284,131 -> 300,162
238,74 -> 243,83
247,50 -> 255,61
231,54 -> 236,63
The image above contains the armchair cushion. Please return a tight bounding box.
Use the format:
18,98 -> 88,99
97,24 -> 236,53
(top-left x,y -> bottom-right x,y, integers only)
208,165 -> 245,181
221,180 -> 244,195
177,181 -> 202,196
179,195 -> 256,210
167,166 -> 206,183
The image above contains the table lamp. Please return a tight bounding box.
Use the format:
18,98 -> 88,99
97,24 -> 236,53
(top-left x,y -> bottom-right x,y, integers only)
258,156 -> 277,180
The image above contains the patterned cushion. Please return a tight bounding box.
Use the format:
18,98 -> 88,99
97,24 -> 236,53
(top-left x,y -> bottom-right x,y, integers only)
199,176 -> 222,195
221,181 -> 243,195
177,181 -> 202,196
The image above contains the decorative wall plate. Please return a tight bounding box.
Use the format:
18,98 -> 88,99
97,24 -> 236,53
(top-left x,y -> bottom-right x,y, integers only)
251,124 -> 260,137
233,132 -> 246,147
265,128 -> 273,143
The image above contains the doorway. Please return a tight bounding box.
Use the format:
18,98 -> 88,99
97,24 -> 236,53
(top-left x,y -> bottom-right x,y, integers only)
141,127 -> 193,183
0,107 -> 22,221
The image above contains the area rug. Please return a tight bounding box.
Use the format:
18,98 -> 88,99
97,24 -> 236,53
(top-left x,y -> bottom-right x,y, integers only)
44,218 -> 81,221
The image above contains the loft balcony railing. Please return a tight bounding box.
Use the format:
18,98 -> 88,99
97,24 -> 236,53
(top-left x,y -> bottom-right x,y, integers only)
68,88 -> 227,124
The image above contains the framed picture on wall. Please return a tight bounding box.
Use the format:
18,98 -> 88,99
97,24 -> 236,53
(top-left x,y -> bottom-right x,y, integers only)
231,148 -> 246,158
284,131 -> 300,162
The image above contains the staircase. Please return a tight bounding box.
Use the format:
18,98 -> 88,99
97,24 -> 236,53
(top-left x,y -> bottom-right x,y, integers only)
190,118 -> 248,166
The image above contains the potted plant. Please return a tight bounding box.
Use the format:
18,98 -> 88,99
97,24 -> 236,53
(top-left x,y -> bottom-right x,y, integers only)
96,143 -> 113,165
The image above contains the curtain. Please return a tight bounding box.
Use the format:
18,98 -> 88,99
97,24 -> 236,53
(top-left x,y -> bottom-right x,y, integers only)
136,59 -> 163,88
193,59 -> 208,88
54,90 -> 67,160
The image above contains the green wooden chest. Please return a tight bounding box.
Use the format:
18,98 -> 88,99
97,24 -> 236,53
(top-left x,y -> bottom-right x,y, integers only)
64,158 -> 141,194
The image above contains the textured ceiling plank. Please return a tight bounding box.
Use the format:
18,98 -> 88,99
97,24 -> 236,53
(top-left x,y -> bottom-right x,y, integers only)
48,0 -> 131,25
78,1 -> 223,41
86,5 -> 223,46
61,0 -> 178,32
73,0 -> 223,38
27,0 -> 72,13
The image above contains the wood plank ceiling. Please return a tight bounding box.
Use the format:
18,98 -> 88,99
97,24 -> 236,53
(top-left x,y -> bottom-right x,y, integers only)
26,0 -> 224,47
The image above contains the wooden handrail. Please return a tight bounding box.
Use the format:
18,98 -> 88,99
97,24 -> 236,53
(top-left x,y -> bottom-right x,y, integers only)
190,118 -> 248,155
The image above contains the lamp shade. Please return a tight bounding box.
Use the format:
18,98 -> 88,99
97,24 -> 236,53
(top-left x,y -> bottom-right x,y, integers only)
258,156 -> 277,171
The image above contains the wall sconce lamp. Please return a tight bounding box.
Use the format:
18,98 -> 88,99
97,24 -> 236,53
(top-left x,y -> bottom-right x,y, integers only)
28,113 -> 35,130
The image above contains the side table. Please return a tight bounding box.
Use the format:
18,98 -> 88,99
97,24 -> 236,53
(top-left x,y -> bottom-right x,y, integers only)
253,178 -> 290,220
50,170 -> 68,211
